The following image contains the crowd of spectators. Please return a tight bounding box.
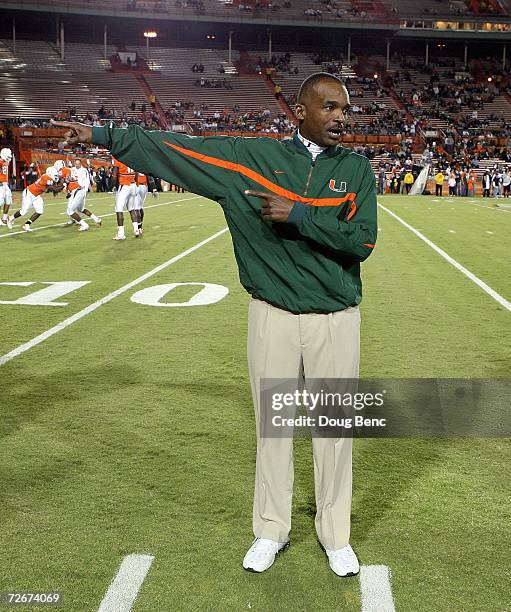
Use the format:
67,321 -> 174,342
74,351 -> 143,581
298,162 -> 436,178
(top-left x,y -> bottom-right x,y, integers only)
382,56 -> 511,167
194,77 -> 234,89
127,0 -> 205,13
193,107 -> 293,134
304,1 -> 367,19
123,0 -> 504,20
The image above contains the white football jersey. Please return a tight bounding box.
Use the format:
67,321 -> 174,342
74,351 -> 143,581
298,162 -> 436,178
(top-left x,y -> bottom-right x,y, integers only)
71,166 -> 91,190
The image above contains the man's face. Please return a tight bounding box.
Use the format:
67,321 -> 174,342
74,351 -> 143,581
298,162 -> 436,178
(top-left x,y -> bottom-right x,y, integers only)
295,80 -> 350,147
75,160 -> 82,169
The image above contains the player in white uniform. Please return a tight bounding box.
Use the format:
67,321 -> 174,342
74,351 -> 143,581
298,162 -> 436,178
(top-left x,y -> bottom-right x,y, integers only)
63,159 -> 102,232
0,148 -> 13,226
135,172 -> 157,236
112,157 -> 138,239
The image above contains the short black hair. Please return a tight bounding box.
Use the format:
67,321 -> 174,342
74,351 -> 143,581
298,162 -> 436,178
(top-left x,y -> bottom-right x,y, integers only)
297,72 -> 345,102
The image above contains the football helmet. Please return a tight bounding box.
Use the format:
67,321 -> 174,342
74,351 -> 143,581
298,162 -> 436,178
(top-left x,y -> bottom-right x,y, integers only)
45,166 -> 59,181
0,148 -> 12,162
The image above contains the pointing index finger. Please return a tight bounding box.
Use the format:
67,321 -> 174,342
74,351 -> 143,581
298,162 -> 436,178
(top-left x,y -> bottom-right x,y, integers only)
50,119 -> 76,128
244,189 -> 271,200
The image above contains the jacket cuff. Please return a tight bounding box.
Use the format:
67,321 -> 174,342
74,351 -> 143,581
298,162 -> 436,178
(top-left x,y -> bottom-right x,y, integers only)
287,201 -> 307,227
92,126 -> 108,147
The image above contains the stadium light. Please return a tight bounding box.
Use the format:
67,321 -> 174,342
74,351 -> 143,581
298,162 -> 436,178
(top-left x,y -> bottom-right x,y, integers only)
373,73 -> 378,79
144,30 -> 157,64
487,76 -> 493,82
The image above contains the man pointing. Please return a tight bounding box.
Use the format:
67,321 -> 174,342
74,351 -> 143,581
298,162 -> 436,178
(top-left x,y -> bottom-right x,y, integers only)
53,72 -> 377,577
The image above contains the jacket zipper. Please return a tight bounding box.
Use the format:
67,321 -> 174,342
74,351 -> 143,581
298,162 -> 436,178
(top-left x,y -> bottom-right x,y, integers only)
303,159 -> 316,196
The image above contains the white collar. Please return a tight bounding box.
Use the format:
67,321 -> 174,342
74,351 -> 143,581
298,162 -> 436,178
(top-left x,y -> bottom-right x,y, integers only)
297,131 -> 326,160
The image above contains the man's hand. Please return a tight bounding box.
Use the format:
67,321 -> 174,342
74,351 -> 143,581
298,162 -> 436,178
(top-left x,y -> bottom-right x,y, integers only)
50,120 -> 93,146
244,189 -> 294,222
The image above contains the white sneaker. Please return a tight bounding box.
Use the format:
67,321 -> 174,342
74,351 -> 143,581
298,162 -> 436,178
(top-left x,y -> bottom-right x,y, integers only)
325,544 -> 360,577
112,234 -> 125,241
95,217 -> 102,227
22,223 -> 32,232
242,538 -> 289,573
78,224 -> 89,232
7,217 -> 14,229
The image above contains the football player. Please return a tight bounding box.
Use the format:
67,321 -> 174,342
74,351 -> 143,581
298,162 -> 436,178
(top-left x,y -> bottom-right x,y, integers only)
8,166 -> 61,231
135,171 -> 157,236
0,148 -> 13,226
112,157 -> 138,240
65,159 -> 102,231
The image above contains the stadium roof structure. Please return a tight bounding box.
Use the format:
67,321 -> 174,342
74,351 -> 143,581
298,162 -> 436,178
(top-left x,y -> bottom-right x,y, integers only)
2,0 -> 510,40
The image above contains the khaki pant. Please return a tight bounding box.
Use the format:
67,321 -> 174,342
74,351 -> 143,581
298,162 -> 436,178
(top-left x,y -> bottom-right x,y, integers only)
247,298 -> 360,551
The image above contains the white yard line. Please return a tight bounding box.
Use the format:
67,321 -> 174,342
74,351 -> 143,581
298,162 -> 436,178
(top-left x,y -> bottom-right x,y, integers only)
43,193 -> 113,208
0,227 -> 228,366
0,196 -> 201,238
97,554 -> 154,612
462,199 -> 511,213
378,203 -> 511,312
360,565 -> 396,612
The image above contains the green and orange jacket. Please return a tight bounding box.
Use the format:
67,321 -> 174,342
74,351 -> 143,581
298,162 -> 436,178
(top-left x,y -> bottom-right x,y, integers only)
93,125 -> 377,314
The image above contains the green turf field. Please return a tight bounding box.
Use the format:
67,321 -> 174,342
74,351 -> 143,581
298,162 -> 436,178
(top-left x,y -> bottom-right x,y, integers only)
0,191 -> 509,611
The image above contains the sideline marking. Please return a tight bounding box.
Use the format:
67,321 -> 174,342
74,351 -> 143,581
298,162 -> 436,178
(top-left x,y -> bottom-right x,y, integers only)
0,195 -> 201,238
360,565 -> 395,612
58,195 -> 199,215
97,554 -> 154,612
379,203 -> 511,312
0,227 -> 228,366
462,199 -> 511,213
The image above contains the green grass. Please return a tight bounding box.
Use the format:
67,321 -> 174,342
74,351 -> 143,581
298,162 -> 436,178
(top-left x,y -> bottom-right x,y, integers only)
0,191 -> 509,611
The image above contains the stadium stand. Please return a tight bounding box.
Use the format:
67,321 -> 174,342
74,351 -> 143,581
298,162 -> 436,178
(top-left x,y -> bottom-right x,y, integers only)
0,0 -> 509,195
0,40 -> 147,120
5,0 -> 509,23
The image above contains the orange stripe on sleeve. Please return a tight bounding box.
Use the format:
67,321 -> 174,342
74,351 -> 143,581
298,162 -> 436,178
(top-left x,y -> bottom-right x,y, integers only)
163,141 -> 357,209
346,202 -> 357,221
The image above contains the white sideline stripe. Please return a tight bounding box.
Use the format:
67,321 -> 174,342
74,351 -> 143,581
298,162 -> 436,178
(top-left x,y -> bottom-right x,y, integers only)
462,200 -> 511,213
0,196 -> 200,238
58,195 -> 199,215
97,554 -> 154,612
0,227 -> 228,366
360,565 -> 395,612
379,203 -> 511,312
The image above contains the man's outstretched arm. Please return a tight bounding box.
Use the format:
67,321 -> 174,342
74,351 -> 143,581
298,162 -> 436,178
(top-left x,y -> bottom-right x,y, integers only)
51,120 -> 239,202
51,120 -> 93,146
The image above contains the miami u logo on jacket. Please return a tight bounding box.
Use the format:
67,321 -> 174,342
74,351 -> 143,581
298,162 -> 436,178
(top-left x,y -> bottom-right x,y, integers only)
329,179 -> 347,193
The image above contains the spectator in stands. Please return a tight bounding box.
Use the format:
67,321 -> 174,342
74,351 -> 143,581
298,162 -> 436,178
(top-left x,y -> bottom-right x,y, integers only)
434,169 -> 444,196
448,172 -> 457,197
25,163 -> 38,186
459,170 -> 468,197
492,169 -> 502,198
96,167 -> 105,193
467,170 -> 476,197
482,171 -> 491,197
455,169 -> 461,196
378,168 -> 386,195
502,167 -> 510,198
